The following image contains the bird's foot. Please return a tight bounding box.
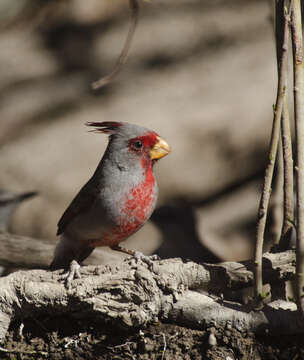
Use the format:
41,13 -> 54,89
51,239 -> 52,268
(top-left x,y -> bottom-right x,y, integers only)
111,245 -> 159,268
133,251 -> 160,267
60,260 -> 81,289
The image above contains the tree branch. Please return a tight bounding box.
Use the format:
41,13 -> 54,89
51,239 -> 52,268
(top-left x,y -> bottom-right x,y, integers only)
274,1 -> 294,250
280,91 -> 294,249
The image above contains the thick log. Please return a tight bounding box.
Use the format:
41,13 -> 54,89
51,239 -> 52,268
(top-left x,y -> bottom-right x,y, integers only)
0,254 -> 300,343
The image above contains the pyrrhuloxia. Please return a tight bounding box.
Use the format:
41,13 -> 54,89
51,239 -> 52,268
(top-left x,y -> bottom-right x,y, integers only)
50,121 -> 170,286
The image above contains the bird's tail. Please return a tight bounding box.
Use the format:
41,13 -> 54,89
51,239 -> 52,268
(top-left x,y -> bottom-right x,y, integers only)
50,234 -> 95,270
50,234 -> 75,270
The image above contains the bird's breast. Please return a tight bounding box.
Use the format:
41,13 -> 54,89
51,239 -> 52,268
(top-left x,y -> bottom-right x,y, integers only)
120,174 -> 157,228
91,170 -> 158,247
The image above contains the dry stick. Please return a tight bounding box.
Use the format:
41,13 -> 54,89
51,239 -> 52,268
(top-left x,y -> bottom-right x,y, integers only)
92,0 -> 139,90
279,91 -> 294,250
271,140 -> 284,245
254,0 -> 289,303
271,1 -> 292,249
275,1 -> 294,251
290,0 -> 304,317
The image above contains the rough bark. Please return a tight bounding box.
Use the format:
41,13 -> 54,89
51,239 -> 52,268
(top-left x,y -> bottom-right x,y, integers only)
0,249 -> 299,343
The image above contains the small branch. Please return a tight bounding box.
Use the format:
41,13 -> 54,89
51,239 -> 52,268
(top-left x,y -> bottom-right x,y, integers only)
279,92 -> 294,249
92,0 -> 139,90
160,333 -> 166,360
254,0 -> 290,302
270,142 -> 284,245
291,0 -> 304,317
278,3 -> 294,251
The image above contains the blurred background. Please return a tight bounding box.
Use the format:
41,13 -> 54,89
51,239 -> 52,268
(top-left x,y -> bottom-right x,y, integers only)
0,0 -> 277,266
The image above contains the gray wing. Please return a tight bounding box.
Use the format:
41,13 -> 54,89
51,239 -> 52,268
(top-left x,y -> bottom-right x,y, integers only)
57,178 -> 98,236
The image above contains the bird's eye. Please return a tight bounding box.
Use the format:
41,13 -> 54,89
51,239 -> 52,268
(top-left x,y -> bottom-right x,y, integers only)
133,140 -> 143,150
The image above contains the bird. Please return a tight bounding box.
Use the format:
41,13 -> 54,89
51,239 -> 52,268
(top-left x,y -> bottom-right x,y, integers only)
50,121 -> 170,287
0,190 -> 37,232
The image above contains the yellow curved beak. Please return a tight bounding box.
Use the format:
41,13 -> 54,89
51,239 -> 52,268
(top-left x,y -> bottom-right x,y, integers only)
150,137 -> 171,160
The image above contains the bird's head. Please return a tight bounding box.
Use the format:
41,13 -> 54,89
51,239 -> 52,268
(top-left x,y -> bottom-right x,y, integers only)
86,121 -> 170,170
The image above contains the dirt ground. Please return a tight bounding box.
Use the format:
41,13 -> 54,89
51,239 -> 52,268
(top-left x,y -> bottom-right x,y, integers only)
1,316 -> 304,360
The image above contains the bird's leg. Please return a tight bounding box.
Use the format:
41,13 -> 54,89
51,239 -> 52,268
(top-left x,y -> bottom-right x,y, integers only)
54,244 -> 94,289
110,245 -> 159,266
60,260 -> 82,289
110,244 -> 136,256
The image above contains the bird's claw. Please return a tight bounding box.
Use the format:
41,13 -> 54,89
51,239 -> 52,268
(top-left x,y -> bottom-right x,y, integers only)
133,251 -> 160,267
60,260 -> 81,289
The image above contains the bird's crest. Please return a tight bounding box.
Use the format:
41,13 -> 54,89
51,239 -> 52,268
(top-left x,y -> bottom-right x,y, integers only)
86,122 -> 123,134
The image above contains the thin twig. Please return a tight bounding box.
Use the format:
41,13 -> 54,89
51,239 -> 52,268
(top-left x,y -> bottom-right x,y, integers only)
254,0 -> 290,304
0,345 -> 48,356
154,333 -> 167,360
107,341 -> 135,350
290,0 -> 304,317
278,3 -> 294,251
270,141 -> 284,245
92,0 -> 139,90
279,91 -> 294,250
161,333 -> 167,360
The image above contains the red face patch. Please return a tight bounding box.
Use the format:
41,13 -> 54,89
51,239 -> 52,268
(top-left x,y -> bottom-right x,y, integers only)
129,132 -> 158,153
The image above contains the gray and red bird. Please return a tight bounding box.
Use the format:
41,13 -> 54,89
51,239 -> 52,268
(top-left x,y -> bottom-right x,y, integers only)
50,121 -> 170,285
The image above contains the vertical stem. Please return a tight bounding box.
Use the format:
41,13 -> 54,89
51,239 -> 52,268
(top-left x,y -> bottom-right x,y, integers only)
271,139 -> 284,246
276,0 -> 294,251
254,0 -> 289,302
270,0 -> 293,251
291,0 -> 304,316
279,91 -> 294,250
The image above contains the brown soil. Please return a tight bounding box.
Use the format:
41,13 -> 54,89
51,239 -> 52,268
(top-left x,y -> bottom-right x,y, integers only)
1,316 -> 304,360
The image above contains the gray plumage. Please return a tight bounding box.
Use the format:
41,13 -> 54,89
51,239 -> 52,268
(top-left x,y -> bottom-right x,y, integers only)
50,122 -> 169,271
